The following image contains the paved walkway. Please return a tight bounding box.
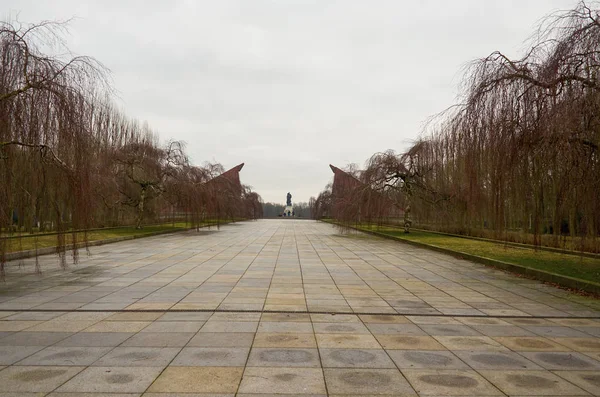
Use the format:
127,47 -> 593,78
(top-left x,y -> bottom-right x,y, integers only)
0,219 -> 599,396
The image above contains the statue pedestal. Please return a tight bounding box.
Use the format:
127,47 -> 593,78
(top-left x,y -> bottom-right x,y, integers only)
284,206 -> 293,217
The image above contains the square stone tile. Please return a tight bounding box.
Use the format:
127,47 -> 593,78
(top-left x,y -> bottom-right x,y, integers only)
519,351 -> 600,370
0,366 -> 84,392
584,351 -> 600,361
210,312 -> 261,321
220,302 -> 266,310
481,309 -> 529,316
419,324 -> 482,336
157,312 -> 212,321
311,314 -> 360,323
18,346 -> 112,366
360,314 -> 410,323
253,332 -> 317,348
83,321 -> 150,333
258,322 -> 313,333
523,326 -> 590,338
316,334 -> 381,349
141,321 -> 204,333
0,346 -> 44,365
0,321 -> 42,331
505,318 -> 554,326
324,368 -> 416,395
313,322 -> 369,334
0,311 -> 17,319
56,312 -> 114,322
553,370 -> 600,395
365,323 -> 426,335
403,369 -> 503,395
125,303 -> 173,310
56,332 -> 134,347
106,312 -> 162,321
388,350 -> 468,369
0,332 -> 73,346
147,367 -> 243,393
479,370 -> 588,395
407,316 -> 462,325
454,350 -> 541,369
57,366 -> 162,393
237,394 -> 323,397
122,332 -> 194,347
261,313 -> 311,322
187,332 -> 255,347
247,348 -> 320,367
48,393 -> 141,397
375,335 -> 446,350
579,326 -> 600,337
200,321 -> 258,333
434,336 -> 509,351
472,324 -> 535,337
549,318 -> 600,326
493,336 -> 569,352
320,348 -> 395,368
456,317 -> 511,326
92,347 -> 180,367
550,337 -> 600,352
239,367 -> 326,394
26,320 -> 99,333
5,312 -> 66,321
35,302 -> 85,310
172,347 -> 249,366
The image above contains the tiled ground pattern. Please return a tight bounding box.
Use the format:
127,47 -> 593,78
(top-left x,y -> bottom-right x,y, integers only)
0,219 -> 598,396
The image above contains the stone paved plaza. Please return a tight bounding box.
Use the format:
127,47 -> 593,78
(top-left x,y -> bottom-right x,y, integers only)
0,219 -> 599,396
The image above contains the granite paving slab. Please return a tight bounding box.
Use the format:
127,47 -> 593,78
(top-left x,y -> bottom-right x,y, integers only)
238,367 -> 326,394
148,366 -> 243,393
479,370 -> 589,395
56,366 -> 162,393
0,366 -> 84,393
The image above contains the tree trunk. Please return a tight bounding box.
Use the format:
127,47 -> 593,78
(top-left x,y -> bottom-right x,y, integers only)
135,187 -> 146,229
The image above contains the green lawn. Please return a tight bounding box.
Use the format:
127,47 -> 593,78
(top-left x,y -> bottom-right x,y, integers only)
2,221 -> 222,253
345,223 -> 600,284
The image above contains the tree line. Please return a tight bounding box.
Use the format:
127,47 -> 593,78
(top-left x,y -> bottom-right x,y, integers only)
262,202 -> 311,218
0,20 -> 263,272
312,2 -> 600,252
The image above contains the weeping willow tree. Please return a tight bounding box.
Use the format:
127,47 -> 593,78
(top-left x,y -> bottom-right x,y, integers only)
404,1 -> 600,251
310,160 -> 409,231
313,2 -> 599,252
0,20 -> 263,275
0,20 -> 109,271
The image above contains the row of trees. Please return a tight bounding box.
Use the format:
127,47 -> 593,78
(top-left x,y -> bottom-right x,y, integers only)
262,202 -> 311,218
310,158 -> 409,227
312,2 -> 600,252
0,20 -> 262,272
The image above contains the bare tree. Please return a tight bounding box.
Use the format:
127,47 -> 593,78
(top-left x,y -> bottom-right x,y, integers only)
0,19 -> 264,275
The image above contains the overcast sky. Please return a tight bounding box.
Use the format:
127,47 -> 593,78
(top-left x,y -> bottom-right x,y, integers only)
3,0 -> 575,204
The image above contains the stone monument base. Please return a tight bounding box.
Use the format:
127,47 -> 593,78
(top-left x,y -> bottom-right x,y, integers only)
283,205 -> 293,217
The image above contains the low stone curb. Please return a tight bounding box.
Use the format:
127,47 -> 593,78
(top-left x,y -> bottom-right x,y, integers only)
3,222 -> 225,263
329,221 -> 600,296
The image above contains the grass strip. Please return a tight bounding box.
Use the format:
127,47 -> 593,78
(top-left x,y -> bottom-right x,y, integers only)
3,222 -> 222,254
327,220 -> 600,287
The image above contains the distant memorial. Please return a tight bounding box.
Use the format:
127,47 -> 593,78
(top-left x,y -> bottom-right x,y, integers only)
284,192 -> 293,217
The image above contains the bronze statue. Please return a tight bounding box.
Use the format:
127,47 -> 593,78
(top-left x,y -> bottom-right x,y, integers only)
286,192 -> 292,207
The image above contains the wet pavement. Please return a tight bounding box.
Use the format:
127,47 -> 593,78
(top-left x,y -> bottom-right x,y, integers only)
0,219 -> 599,396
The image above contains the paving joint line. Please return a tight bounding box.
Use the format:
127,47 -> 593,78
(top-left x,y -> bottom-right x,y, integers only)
1,308 -> 599,319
